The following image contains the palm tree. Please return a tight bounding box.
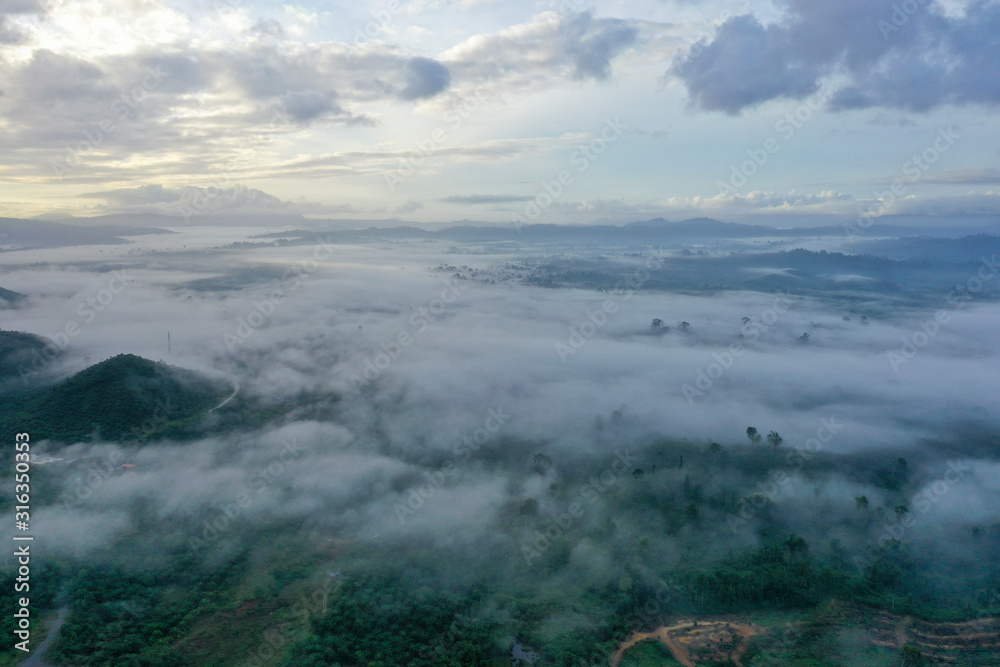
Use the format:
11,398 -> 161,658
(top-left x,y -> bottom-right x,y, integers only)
767,431 -> 783,455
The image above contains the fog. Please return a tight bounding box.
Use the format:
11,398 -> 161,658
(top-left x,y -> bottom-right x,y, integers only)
1,222 -> 999,667
3,225 -> 998,566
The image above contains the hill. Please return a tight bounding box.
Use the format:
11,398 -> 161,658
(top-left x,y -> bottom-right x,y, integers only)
0,286 -> 24,306
0,353 -> 230,443
0,330 -> 60,385
0,217 -> 170,249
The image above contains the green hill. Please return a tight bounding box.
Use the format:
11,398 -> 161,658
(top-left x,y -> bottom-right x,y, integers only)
0,330 -> 59,383
0,353 -> 230,443
0,286 -> 24,305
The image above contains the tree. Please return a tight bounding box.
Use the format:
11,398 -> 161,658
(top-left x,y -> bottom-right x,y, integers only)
855,495 -> 869,511
708,442 -> 723,454
746,427 -> 761,446
797,332 -> 810,343
651,318 -> 663,330
894,504 -> 909,520
900,643 -> 927,666
767,431 -> 783,455
679,321 -> 690,331
531,452 -> 553,475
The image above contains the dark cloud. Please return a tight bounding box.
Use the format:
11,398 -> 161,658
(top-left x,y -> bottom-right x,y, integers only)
398,57 -> 451,100
251,18 -> 284,38
0,0 -> 45,43
672,14 -> 820,114
14,49 -> 111,105
0,16 -> 27,44
564,14 -> 638,79
281,90 -> 341,121
1,0 -> 46,12
672,0 -> 1000,114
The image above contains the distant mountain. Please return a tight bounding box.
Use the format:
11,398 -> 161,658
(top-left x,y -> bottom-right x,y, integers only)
0,331 -> 58,384
0,353 -> 230,443
0,286 -> 24,306
0,217 -> 171,249
853,234 -> 1000,262
265,217 -> 849,244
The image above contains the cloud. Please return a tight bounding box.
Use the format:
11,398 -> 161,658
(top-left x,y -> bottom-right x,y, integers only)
0,25 -> 452,179
398,56 -> 452,100
879,167 -> 1000,186
78,183 -> 346,217
882,190 -> 1000,216
672,14 -> 822,114
441,194 -> 534,205
441,11 -> 637,90
672,0 -> 1000,114
396,199 -> 424,214
280,90 -> 342,122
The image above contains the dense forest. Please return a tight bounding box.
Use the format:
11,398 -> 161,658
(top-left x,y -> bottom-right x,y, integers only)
0,352 -> 229,444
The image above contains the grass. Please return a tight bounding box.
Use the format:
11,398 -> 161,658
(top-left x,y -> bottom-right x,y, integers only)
619,640 -> 685,667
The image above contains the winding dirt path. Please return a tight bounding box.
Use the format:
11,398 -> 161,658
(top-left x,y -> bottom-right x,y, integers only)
611,620 -> 761,667
209,379 -> 240,412
612,623 -> 698,667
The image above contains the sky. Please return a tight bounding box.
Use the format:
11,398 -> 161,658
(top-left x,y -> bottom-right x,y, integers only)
0,0 -> 999,225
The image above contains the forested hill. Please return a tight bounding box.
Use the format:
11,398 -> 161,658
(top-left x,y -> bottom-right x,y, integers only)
0,353 -> 229,443
0,286 -> 24,305
0,330 -> 56,382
